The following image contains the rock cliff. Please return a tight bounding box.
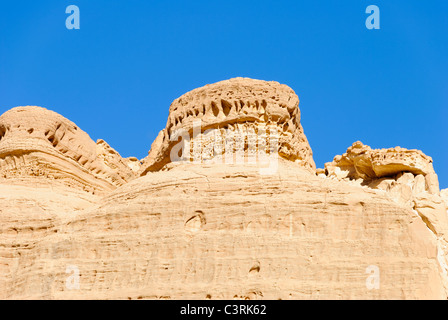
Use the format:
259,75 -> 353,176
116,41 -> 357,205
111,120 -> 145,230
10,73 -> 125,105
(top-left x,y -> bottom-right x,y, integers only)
0,78 -> 447,299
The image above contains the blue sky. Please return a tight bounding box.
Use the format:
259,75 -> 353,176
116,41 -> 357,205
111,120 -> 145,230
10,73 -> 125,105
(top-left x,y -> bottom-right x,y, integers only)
0,1 -> 447,188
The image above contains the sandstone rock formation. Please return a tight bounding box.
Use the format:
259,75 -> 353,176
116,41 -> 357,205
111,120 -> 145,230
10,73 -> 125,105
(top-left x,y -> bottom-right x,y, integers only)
140,78 -> 315,175
324,141 -> 440,194
322,142 -> 447,238
0,78 -> 447,300
0,107 -> 137,195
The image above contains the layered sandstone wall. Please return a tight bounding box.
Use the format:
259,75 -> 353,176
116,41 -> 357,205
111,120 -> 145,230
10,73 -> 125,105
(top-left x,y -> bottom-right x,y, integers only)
0,78 -> 447,299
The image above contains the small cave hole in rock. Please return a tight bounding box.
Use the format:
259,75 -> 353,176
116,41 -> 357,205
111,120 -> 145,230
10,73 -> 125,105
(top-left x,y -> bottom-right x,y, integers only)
221,100 -> 232,116
211,102 -> 219,117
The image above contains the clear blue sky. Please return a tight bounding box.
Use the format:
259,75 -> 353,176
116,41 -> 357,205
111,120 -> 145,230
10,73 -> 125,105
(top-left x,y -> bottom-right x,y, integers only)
0,1 -> 447,188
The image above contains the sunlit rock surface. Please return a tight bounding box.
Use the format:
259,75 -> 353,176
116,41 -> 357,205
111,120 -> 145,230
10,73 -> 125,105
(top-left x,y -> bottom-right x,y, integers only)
0,79 -> 447,299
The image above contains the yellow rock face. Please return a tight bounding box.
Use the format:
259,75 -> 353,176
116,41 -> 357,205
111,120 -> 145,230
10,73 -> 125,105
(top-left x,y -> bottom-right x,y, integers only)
0,106 -> 137,194
0,79 -> 447,300
140,78 -> 316,174
325,141 -> 438,183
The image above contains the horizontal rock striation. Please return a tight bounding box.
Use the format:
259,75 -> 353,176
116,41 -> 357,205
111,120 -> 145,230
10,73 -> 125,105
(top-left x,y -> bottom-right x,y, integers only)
1,161 -> 447,299
321,141 -> 448,290
0,79 -> 447,300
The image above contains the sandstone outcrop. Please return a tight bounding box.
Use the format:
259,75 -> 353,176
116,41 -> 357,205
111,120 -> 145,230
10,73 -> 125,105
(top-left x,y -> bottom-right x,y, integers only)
324,141 -> 439,194
140,78 -> 315,175
0,78 -> 447,300
0,106 -> 137,195
3,160 -> 447,299
322,142 -> 447,236
321,141 -> 448,294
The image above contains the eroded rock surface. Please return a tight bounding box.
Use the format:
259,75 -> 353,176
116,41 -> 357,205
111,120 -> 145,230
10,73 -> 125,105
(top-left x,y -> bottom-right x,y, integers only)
322,142 -> 445,229
0,79 -> 447,300
3,161 -> 447,299
0,106 -> 137,194
324,141 -> 439,193
442,189 -> 448,208
321,141 -> 448,294
140,78 -> 315,175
